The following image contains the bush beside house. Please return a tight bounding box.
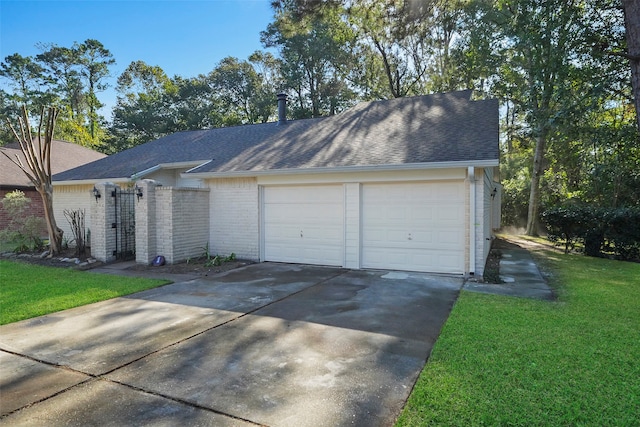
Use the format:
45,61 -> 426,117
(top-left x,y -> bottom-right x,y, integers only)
542,206 -> 640,260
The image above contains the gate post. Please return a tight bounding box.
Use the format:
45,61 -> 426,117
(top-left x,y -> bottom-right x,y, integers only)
90,182 -> 118,263
135,179 -> 159,265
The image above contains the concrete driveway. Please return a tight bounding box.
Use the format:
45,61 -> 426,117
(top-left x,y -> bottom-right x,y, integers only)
0,263 -> 463,427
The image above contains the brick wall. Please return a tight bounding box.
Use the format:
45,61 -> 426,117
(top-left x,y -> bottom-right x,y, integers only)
134,183 -> 210,264
53,184 -> 94,244
0,188 -> 46,233
159,186 -> 210,264
208,177 -> 259,260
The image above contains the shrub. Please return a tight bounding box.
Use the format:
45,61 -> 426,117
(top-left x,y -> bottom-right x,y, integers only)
543,205 -> 640,260
0,190 -> 45,252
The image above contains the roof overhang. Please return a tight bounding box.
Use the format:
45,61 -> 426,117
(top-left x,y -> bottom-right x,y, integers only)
53,178 -> 131,186
183,159 -> 499,180
130,160 -> 211,180
53,160 -> 212,186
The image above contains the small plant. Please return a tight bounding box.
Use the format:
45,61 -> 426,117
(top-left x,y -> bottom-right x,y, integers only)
63,209 -> 87,257
205,255 -> 222,267
0,190 -> 45,252
200,242 -> 212,260
224,252 -> 236,262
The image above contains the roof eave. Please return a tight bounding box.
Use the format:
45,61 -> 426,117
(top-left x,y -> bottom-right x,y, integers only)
53,178 -> 131,186
53,160 -> 213,185
184,159 -> 499,179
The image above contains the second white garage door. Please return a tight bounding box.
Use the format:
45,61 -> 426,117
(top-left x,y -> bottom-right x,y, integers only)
362,181 -> 466,274
263,185 -> 344,266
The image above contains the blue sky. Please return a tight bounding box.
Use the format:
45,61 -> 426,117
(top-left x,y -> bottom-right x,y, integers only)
0,0 -> 275,116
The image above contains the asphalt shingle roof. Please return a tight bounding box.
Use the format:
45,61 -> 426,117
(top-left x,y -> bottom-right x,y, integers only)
1,140 -> 106,187
53,90 -> 498,182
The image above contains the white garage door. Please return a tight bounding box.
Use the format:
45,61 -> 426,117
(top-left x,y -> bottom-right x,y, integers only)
362,181 -> 465,274
263,185 -> 344,266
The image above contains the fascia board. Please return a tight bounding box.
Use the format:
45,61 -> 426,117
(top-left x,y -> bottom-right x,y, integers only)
183,159 -> 499,179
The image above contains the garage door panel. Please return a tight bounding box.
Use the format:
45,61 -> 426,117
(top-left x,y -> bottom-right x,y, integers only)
263,185 -> 343,267
362,182 -> 465,274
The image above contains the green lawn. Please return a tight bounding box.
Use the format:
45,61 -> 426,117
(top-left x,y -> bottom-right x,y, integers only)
397,249 -> 640,426
0,260 -> 169,325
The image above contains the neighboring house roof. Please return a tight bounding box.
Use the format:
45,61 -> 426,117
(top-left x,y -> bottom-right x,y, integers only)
53,90 -> 499,183
1,140 -> 106,189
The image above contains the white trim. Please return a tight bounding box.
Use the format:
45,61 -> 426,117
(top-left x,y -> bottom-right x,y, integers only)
468,166 -> 476,275
53,178 -> 130,186
184,159 -> 499,179
132,160 -> 211,180
259,185 -> 265,262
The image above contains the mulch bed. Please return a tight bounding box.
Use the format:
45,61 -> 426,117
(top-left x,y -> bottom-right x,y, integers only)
125,257 -> 254,276
1,248 -> 252,276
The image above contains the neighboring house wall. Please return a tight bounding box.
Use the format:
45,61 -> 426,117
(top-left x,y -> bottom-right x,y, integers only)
0,188 -> 45,233
208,177 -> 259,260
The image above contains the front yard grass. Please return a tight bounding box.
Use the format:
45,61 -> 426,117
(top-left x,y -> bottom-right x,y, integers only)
397,249 -> 640,426
0,260 -> 169,325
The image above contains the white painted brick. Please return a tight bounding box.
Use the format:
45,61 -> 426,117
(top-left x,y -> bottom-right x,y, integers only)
53,184 -> 94,245
208,178 -> 259,260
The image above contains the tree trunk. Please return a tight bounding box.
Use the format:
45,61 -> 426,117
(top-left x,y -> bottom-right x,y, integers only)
3,105 -> 63,256
526,130 -> 547,236
38,184 -> 64,255
622,0 -> 640,132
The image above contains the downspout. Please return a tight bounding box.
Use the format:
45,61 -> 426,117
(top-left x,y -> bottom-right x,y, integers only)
468,166 -> 476,276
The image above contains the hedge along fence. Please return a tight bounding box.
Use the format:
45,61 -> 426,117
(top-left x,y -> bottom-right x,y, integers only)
542,206 -> 640,260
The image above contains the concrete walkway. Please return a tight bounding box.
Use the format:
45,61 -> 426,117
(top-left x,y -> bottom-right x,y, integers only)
464,248 -> 554,300
0,263 -> 463,426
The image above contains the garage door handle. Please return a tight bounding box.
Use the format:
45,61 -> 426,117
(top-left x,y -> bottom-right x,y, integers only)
408,233 -> 412,240
300,230 -> 303,238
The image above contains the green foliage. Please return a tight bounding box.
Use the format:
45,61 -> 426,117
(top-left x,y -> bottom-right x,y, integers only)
543,205 -> 640,260
0,260 -> 168,324
397,251 -> 640,426
198,243 -> 236,267
262,2 -> 357,117
1,39 -> 115,148
0,190 -> 45,252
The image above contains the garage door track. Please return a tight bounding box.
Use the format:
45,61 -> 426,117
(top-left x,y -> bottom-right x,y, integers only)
0,263 -> 463,427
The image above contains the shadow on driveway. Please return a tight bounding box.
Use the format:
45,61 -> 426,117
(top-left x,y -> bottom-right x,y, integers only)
1,263 -> 463,426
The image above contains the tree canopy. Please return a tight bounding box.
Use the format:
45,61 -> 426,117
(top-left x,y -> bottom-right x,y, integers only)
1,0 -> 637,233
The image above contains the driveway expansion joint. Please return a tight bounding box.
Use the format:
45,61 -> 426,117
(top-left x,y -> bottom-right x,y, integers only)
1,264 -> 460,426
104,377 -> 267,426
99,268 -> 351,378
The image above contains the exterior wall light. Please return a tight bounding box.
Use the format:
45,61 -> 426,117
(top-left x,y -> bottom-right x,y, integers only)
93,186 -> 101,202
135,185 -> 143,201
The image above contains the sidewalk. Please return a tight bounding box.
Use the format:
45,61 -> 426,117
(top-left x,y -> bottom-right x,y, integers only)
464,245 -> 554,300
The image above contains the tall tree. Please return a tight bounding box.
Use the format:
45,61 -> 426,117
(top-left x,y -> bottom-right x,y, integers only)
475,0 -> 608,235
622,0 -> 640,132
262,2 -> 356,117
1,106 -> 64,255
347,0 -> 433,98
76,39 -> 115,140
0,53 -> 47,110
207,56 -> 271,124
110,60 -> 177,150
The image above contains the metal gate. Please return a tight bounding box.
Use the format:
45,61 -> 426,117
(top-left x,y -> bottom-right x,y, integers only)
112,187 -> 136,260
